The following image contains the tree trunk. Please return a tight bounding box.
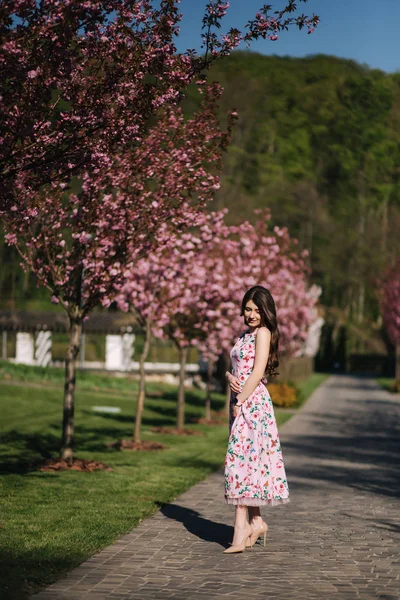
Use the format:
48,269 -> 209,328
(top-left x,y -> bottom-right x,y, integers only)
10,252 -> 16,310
61,316 -> 83,463
224,352 -> 231,417
205,360 -> 214,421
358,281 -> 365,325
396,344 -> 400,382
22,264 -> 30,294
381,197 -> 388,254
177,346 -> 188,433
134,320 -> 151,444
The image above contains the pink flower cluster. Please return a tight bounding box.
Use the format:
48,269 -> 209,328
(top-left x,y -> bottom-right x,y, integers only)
118,208 -> 320,362
3,85 -> 233,320
0,1 -> 318,215
380,260 -> 400,347
1,1 -> 318,328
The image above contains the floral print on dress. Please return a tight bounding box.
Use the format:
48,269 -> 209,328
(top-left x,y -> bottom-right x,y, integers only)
224,329 -> 290,506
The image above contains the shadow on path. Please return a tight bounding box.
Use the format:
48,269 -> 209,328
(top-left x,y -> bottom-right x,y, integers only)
160,503 -> 232,548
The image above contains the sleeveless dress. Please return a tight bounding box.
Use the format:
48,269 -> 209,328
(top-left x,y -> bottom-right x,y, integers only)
224,329 -> 290,506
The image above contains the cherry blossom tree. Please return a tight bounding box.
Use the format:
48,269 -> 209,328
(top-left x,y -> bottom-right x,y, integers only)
1,1 -> 318,460
153,212 -> 233,431
115,236 -> 181,444
149,210 -> 320,427
195,210 -> 321,415
380,260 -> 400,379
0,0 -> 319,211
3,86 -> 232,461
234,210 -> 320,351
116,211 -> 233,434
118,207 -> 321,434
192,226 -> 248,421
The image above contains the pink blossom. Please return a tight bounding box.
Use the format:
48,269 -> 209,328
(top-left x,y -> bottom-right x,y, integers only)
380,260 -> 400,347
5,233 -> 17,245
0,0 -> 319,457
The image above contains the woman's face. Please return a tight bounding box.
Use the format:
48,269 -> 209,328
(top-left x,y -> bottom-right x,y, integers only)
244,299 -> 261,328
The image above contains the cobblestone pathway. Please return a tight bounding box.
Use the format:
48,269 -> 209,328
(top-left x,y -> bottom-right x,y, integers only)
33,376 -> 400,600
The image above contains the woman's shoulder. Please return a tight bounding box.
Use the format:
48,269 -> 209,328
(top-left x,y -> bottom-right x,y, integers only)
254,326 -> 271,339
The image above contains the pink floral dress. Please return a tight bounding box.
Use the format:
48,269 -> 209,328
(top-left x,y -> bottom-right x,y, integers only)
224,329 -> 290,506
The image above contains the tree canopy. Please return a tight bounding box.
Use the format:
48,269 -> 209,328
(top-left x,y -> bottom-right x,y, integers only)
187,52 -> 400,331
2,51 -> 400,353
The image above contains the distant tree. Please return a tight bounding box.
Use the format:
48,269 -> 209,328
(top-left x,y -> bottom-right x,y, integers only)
380,260 -> 400,380
326,76 -> 393,321
189,53 -> 400,340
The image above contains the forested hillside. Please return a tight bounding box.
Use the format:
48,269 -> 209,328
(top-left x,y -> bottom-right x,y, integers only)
193,52 -> 400,355
1,52 -> 400,357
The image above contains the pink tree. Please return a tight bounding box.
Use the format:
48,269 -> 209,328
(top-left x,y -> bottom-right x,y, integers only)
192,225 -> 249,420
152,210 -> 320,423
167,213 -> 247,423
1,1 -> 318,460
194,211 -> 321,414
154,210 -> 320,424
119,208 -> 320,431
3,87 -> 232,461
154,211 -> 235,431
117,211 -> 238,433
115,237 -> 182,444
234,211 -> 320,354
0,0 -> 319,209
380,260 -> 400,380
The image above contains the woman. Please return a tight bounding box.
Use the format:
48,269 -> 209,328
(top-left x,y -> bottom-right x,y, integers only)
223,285 -> 290,553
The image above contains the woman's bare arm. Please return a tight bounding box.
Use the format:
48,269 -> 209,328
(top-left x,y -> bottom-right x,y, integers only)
236,327 -> 271,405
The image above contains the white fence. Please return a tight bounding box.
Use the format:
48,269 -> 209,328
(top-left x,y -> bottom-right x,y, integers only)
4,330 -> 200,374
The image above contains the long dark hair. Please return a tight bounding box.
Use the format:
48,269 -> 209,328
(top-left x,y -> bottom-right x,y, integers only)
240,285 -> 280,377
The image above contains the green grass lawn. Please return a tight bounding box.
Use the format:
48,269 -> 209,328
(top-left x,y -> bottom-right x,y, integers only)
0,362 -> 327,599
376,377 -> 399,394
377,378 -> 393,392
296,373 -> 329,407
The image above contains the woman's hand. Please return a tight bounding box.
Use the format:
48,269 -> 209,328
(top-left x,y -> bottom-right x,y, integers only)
232,403 -> 241,419
232,391 -> 247,419
226,371 -> 241,394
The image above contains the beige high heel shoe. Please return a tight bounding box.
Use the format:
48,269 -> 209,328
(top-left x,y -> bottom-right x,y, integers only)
223,524 -> 253,554
246,521 -> 268,548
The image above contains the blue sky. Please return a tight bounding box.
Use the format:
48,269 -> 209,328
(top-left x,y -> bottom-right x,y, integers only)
176,0 -> 400,73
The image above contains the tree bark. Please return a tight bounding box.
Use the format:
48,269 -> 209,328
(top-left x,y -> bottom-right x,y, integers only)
358,281 -> 365,325
177,346 -> 188,433
381,196 -> 388,255
10,252 -> 16,310
205,360 -> 214,421
61,316 -> 83,463
134,320 -> 151,444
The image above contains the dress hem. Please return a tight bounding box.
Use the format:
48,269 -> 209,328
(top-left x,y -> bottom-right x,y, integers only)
225,496 -> 290,507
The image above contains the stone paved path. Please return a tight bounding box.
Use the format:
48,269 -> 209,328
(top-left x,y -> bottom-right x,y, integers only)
32,376 -> 400,600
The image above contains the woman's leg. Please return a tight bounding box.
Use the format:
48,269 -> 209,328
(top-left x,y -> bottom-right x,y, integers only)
231,505 -> 250,545
247,506 -> 268,546
248,506 -> 263,526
